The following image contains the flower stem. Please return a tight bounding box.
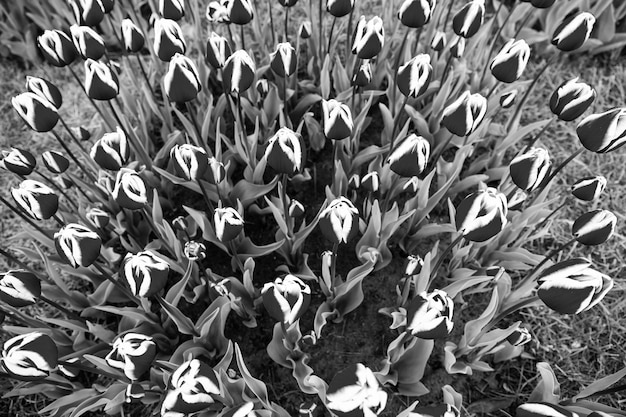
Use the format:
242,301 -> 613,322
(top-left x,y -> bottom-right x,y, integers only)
51,130 -> 97,183
91,261 -> 140,306
284,5 -> 289,43
330,242 -> 339,287
523,116 -> 556,152
429,233 -> 464,282
0,194 -> 49,237
478,1 -> 515,87
39,294 -> 85,322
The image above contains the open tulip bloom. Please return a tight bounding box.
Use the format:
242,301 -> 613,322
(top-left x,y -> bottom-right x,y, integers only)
262,274 -> 311,325
161,359 -> 221,417
12,92 -> 59,133
105,333 -> 157,380
222,50 -> 256,94
455,187 -> 508,242
319,197 -> 359,244
326,363 -> 388,417
406,290 -> 454,339
55,223 -> 102,268
153,18 -> 187,62
550,78 -> 596,121
441,91 -> 487,137
25,76 -> 62,109
386,133 -> 430,177
122,251 -> 170,297
1,332 -> 58,380
576,107 -> 626,153
164,54 -> 202,103
90,127 -> 130,171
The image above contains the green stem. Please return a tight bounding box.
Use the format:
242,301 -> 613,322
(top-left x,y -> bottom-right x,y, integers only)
58,115 -> 86,153
284,5 -> 289,43
429,234 -> 464,282
51,130 -> 97,183
108,100 -> 152,168
197,179 -> 216,214
330,242 -> 339,288
39,295 -> 85,322
478,1 -> 514,87
327,17 -> 337,58
240,24 -> 246,51
135,54 -> 156,99
91,261 -> 140,306
523,116 -> 556,152
280,173 -> 293,239
269,3 -> 276,45
185,101 -> 204,147
0,194 -> 49,237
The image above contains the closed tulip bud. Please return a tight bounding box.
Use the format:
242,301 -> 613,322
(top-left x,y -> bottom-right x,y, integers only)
184,241 -> 206,261
506,326 -> 531,346
397,54 -> 432,98
122,251 -> 170,297
572,209 -> 617,245
398,0 -> 436,28
550,78 -> 596,121
205,32 -> 231,69
121,19 -> 145,53
69,0 -> 105,26
126,383 -> 145,403
431,30 -> 446,51
279,0 -> 298,6
0,271 -> 41,308
289,199 -> 305,218
352,16 -> 384,59
348,174 -> 360,189
105,333 -> 157,380
214,207 -> 244,242
170,144 -> 208,180
55,223 -> 101,268
154,18 -> 186,62
509,147 -> 551,191
256,79 -> 270,98
571,175 -> 606,201
441,91 -> 487,137
26,76 -> 62,109
406,290 -> 454,339
500,89 -> 518,108
455,187 -> 508,242
265,127 -> 305,174
449,36 -> 465,58
299,21 -> 312,39
490,39 -> 530,83
207,157 -> 226,184
42,151 -> 70,174
322,99 -> 353,140
223,50 -> 256,94
537,258 -> 613,314
387,133 -> 430,177
206,1 -> 230,23
405,255 -> 424,276
1,332 -> 58,380
226,0 -> 254,25
412,404 -> 460,417
84,59 -> 119,100
161,359 -> 220,417
112,170 -> 149,210
319,196 -> 359,244
159,0 -> 185,20
12,92 -> 59,132
552,12 -> 595,52
508,189 -> 527,211
452,0 -> 485,38
86,207 -> 110,228
172,216 -> 188,231
327,0 -> 355,17
1,148 -> 36,175
70,25 -> 105,60
361,171 -> 379,192
516,402 -> 577,417
352,62 -> 372,87
326,364 -> 388,417
164,53 -> 201,103
270,42 -> 297,77
576,108 -> 626,153
11,180 -> 59,221
90,127 -> 130,170
38,30 -> 77,67
262,274 -> 311,324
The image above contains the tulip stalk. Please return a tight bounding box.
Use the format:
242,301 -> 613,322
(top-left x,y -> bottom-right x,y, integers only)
279,174 -> 293,240
478,1 -> 516,87
107,100 -> 153,168
39,294 -> 84,322
429,234 -> 465,283
228,241 -> 245,272
58,115 -> 87,153
318,0 -> 323,59
523,116 -> 557,152
327,17 -> 337,57
66,64 -> 113,130
135,55 -> 157,99
51,131 -> 97,183
197,179 -> 216,214
0,194 -> 50,238
185,102 -> 204,148
284,6 -> 290,43
0,247 -> 43,276
391,29 -> 411,117
141,207 -> 177,257
91,261 -> 141,306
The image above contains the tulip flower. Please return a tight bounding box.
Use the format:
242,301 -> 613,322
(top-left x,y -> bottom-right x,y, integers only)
184,241 -> 207,261
84,59 -> 119,100
226,0 -> 254,25
431,31 -> 446,51
1,332 -> 58,380
42,151 -> 70,174
552,12 -> 595,52
490,39 -> 530,83
205,32 -> 231,69
406,290 -> 454,339
70,25 -> 106,60
405,255 -> 424,276
299,21 -> 312,39
0,270 -> 41,308
452,0 -> 485,38
256,79 -> 270,97
455,187 -> 508,242
265,127 -> 305,174
164,53 -> 202,103
352,16 -> 384,59
262,274 -> 311,324
12,92 -> 59,132
571,175 -> 606,201
326,363 -> 388,417
449,36 -> 465,58
322,99 -> 353,140
387,133 -> 430,177
159,0 -> 185,20
222,50 -> 256,94
361,171 -> 379,192
105,333 -> 157,380
69,0 -> 105,26
348,174 -> 360,189
398,0 -> 436,28
352,62 -> 373,87
112,170 -> 149,210
572,209 -> 617,246
550,78 -> 596,121
206,1 -> 230,23
521,0 -> 556,8
397,54 -> 432,98
122,251 -> 170,297
500,89 -> 518,108
11,180 -> 59,221
55,223 -> 102,268
289,199 -> 305,218
411,404 -> 460,417
279,0 -> 298,7
170,143 -> 208,180
537,258 -> 613,315
1,148 -> 37,175
517,402 -> 577,417
319,197 -> 359,244
441,91 -> 487,137
214,207 -> 244,242
509,147 -> 551,191
327,0 -> 355,17
207,157 -> 226,184
86,207 -> 110,229
153,18 -> 186,62
270,42 -> 297,78
506,326 -> 531,346
26,76 -> 62,109
161,359 -> 220,417
576,108 -> 626,153
90,127 -> 130,171
121,19 -> 145,53
38,30 -> 77,67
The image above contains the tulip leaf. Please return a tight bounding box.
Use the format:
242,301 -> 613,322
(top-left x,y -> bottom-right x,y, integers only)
320,55 -> 331,99
39,388 -> 99,415
464,287 -> 500,345
264,196 -> 289,237
156,295 -> 199,336
38,317 -> 88,333
234,343 -> 271,407
573,366 -> 626,400
529,362 -> 561,403
165,261 -> 194,306
91,306 -> 158,324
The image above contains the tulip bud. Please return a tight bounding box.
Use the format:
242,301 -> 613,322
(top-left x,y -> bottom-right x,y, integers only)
84,59 -> 119,100
26,76 -> 62,109
509,147 -> 550,191
1,148 -> 37,175
170,143 -> 208,180
387,133 -> 430,177
549,78 -> 596,121
441,91 -> 487,137
42,151 -> 70,174
86,207 -> 110,229
105,333 -> 157,380
507,326 -> 531,346
298,401 -> 319,417
537,258 -> 613,314
207,157 -> 226,184
172,216 -> 188,231
279,0 -> 298,6
571,175 -> 606,201
572,209 -> 617,245
161,359 -> 220,417
205,32 -> 231,69
12,92 -> 59,132
164,53 -> 202,103
405,255 -> 424,276
452,0 -> 485,38
352,62 -> 372,87
576,108 -> 626,153
226,0 -> 254,25
121,18 -> 145,53
361,171 -> 379,192
552,12 -> 595,52
352,16 -> 385,59
319,196 -> 359,244
397,54 -> 432,98
398,0 -> 436,28
326,364 -> 388,417
431,30 -> 446,51
11,180 -> 59,221
70,25 -> 106,60
322,99 -> 354,140
507,189 -> 527,211
517,402 -> 577,417
348,174 -> 360,189
38,30 -> 77,67
69,0 -> 105,26
55,223 -> 101,268
262,274 -> 311,324
122,251 -> 170,297
327,0 -> 355,17
159,0 -> 185,20
206,1 -> 230,23
500,89 -> 518,108
270,42 -> 297,78
455,187 -> 508,242
449,36 -> 465,58
0,271 -> 41,308
1,332 -> 58,380
406,290 -> 454,339
214,207 -> 244,242
154,18 -> 186,62
289,199 -> 305,218
490,39 -> 530,83
265,127 -> 305,174
184,241 -> 206,261
299,21 -> 312,39
256,79 -> 270,98
112,170 -> 149,210
222,50 -> 256,94
90,127 -> 130,171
